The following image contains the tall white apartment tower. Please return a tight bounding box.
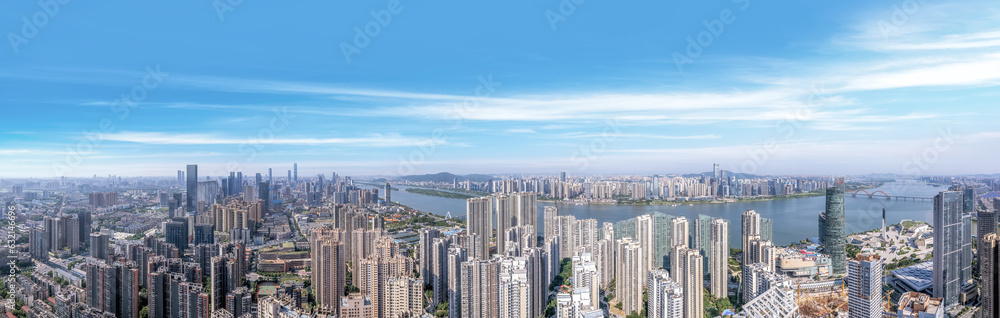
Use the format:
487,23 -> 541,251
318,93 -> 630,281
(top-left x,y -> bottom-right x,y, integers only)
848,254 -> 883,318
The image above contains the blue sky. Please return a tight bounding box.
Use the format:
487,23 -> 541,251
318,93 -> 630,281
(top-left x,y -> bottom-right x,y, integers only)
2,0 -> 999,178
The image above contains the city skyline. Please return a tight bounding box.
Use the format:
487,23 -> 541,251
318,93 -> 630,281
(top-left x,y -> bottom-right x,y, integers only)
3,1 -> 1000,177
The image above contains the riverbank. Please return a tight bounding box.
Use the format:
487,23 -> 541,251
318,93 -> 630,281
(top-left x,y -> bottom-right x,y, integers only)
403,188 -> 476,200
540,184 -> 880,206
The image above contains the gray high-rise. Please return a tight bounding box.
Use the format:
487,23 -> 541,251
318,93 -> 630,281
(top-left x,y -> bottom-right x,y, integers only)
933,190 -> 963,308
186,164 -> 198,215
820,178 -> 846,275
977,199 -> 999,278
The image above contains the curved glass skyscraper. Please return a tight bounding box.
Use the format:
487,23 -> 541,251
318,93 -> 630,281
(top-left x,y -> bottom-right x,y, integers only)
820,178 -> 846,275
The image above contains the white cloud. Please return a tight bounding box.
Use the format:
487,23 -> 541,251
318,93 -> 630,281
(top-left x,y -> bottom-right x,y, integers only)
100,131 -> 444,147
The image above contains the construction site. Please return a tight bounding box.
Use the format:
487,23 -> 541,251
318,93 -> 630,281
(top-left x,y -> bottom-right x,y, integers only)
796,281 -> 897,317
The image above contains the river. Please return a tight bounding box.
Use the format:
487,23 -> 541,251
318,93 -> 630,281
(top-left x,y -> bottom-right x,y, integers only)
387,181 -> 943,247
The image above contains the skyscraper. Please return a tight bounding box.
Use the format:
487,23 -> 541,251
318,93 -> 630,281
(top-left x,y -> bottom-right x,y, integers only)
178,170 -> 184,186
677,247 -> 704,318
91,232 -> 109,260
419,228 -> 440,286
977,200 -> 998,278
293,163 -> 298,182
616,238 -> 643,316
499,257 -> 531,318
742,209 -> 761,266
543,206 -> 558,240
821,178 -> 846,275
165,217 -> 189,253
467,197 -> 494,259
384,182 -> 391,205
186,164 -> 198,215
847,254 -> 883,318
671,216 -> 689,250
461,258 -> 500,318
933,190 -> 963,308
648,269 -> 684,318
961,213 -> 972,284
980,233 -> 999,318
312,227 -> 346,313
709,218 -> 729,298
447,247 -> 468,318
636,214 -> 655,275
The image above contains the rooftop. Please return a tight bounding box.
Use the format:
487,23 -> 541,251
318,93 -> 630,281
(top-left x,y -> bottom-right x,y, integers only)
891,261 -> 933,292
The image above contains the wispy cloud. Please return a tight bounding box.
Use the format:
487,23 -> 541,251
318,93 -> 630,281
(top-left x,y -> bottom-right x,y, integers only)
100,131 -> 444,147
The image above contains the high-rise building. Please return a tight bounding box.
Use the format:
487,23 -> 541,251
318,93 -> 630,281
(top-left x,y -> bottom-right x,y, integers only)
499,257 -> 531,318
848,254 -> 883,318
384,182 -> 391,205
419,228 -> 441,286
980,233 -> 1000,318
820,178 -> 847,275
648,269 -> 684,318
742,209 -> 761,266
293,163 -> 298,182
447,247 -> 468,318
544,206 -> 558,241
194,224 -> 215,246
978,201 -> 998,280
709,218 -> 729,298
258,181 -> 270,213
616,238 -> 643,316
461,258 -> 500,318
312,227 -> 346,314
636,214 -> 655,276
671,216 -> 689,249
90,232 -> 109,260
431,238 -> 451,307
186,165 -> 198,215
29,226 -> 48,261
933,190 -> 963,309
385,277 -> 423,318
178,170 -> 185,186
467,197 -> 493,259
677,247 -> 705,318
961,213 -> 973,285
165,217 -> 189,253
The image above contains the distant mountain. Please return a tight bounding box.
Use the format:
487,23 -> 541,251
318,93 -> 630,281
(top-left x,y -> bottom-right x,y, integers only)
396,172 -> 493,183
